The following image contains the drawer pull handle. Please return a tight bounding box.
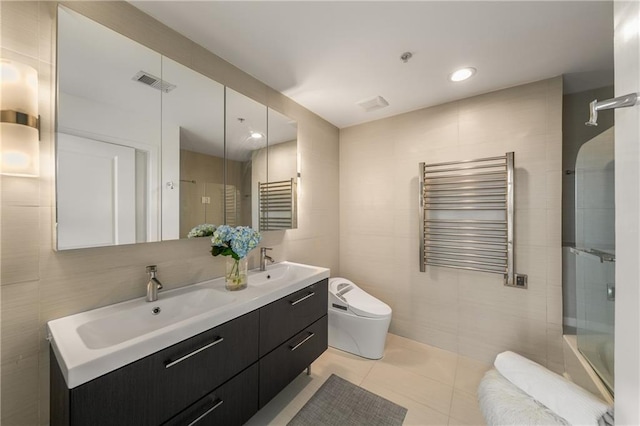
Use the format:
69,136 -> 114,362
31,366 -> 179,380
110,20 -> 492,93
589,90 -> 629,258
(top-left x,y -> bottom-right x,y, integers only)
165,337 -> 224,369
290,291 -> 315,306
188,398 -> 223,426
290,332 -> 315,351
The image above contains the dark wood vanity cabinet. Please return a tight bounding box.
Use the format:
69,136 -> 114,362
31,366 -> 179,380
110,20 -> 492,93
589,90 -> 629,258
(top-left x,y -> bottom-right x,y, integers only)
51,278 -> 328,426
52,310 -> 260,426
162,363 -> 259,426
258,279 -> 328,408
259,279 -> 328,357
259,315 -> 328,408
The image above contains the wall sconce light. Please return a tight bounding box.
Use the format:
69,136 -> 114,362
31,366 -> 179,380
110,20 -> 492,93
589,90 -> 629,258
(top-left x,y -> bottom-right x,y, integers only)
1,59 -> 40,177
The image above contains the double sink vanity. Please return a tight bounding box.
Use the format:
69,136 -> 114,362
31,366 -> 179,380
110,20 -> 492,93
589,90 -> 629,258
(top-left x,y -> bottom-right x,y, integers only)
49,262 -> 330,425
49,5 -> 323,425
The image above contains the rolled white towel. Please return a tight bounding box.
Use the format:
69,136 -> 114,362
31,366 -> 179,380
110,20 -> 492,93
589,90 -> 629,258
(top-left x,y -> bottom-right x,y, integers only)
478,369 -> 569,425
494,351 -> 610,426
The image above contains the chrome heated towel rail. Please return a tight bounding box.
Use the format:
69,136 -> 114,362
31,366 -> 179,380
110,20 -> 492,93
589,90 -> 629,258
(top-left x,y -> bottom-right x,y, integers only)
259,178 -> 298,231
419,152 -> 526,288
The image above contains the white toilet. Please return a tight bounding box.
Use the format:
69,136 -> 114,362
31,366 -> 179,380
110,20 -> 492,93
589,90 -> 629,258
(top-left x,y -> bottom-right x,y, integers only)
327,277 -> 392,359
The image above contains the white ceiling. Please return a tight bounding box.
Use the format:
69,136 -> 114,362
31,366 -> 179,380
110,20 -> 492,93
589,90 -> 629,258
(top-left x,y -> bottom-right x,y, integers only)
131,1 -> 614,129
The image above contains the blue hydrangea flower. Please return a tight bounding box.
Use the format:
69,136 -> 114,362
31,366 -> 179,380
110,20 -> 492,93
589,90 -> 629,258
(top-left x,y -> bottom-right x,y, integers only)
211,225 -> 261,259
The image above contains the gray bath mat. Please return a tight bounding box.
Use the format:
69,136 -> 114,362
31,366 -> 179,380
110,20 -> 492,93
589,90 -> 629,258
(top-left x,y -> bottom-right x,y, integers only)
288,374 -> 407,426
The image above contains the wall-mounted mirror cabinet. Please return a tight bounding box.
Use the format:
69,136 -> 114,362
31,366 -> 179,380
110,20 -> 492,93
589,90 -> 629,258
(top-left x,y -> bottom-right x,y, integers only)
55,6 -> 297,250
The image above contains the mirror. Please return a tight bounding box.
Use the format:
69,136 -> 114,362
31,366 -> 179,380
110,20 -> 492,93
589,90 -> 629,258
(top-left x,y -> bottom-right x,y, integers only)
55,6 -> 298,250
57,6 -> 162,249
160,58 -> 225,239
262,109 -> 298,230
224,88 -> 267,229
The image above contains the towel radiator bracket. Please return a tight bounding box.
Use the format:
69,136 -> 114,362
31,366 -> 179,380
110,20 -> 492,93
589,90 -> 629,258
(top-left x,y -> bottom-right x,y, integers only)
506,273 -> 528,289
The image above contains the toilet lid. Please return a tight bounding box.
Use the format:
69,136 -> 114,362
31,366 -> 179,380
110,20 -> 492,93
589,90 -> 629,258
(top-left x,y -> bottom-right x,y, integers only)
330,278 -> 391,319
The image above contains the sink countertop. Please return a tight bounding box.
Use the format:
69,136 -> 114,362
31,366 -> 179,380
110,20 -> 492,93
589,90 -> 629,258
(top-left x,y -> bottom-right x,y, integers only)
48,261 -> 330,389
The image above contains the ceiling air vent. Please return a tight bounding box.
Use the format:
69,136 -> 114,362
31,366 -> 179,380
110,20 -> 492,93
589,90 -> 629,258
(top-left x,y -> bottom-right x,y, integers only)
356,96 -> 389,112
132,71 -> 176,93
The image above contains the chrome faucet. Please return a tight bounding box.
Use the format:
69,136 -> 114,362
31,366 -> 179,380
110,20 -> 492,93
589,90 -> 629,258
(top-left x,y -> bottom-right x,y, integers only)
260,247 -> 274,271
145,265 -> 163,302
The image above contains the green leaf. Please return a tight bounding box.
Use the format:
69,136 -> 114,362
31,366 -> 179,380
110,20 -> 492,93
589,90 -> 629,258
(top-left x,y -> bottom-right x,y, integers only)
211,246 -> 225,257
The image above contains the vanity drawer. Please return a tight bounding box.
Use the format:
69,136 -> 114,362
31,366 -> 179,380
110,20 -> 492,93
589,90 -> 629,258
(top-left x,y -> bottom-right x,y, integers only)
259,278 -> 328,356
68,310 -> 259,426
259,315 -> 328,408
154,309 -> 259,421
163,362 -> 259,426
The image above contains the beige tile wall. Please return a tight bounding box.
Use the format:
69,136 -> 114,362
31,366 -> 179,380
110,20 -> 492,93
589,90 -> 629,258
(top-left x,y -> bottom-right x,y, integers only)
0,2 -> 339,424
339,77 -> 564,369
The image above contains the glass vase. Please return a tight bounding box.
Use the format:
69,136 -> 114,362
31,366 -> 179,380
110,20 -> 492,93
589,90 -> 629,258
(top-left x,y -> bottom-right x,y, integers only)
225,257 -> 248,291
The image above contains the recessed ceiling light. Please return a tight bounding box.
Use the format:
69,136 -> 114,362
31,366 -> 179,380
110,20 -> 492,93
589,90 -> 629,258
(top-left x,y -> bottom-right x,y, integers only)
250,132 -> 263,139
449,67 -> 476,82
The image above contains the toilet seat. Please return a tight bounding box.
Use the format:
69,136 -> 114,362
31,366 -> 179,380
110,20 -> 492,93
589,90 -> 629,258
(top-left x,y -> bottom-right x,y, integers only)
329,278 -> 391,319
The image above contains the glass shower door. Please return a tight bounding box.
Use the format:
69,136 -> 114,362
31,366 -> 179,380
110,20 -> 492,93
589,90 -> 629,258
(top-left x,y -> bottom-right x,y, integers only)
573,127 -> 615,393
574,248 -> 615,391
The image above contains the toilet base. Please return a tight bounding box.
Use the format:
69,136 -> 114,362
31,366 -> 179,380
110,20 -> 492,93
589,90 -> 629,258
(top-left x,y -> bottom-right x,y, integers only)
328,309 -> 391,360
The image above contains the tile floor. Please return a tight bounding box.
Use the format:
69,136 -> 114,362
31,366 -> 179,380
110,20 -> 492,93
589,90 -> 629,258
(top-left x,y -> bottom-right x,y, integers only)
246,333 -> 491,425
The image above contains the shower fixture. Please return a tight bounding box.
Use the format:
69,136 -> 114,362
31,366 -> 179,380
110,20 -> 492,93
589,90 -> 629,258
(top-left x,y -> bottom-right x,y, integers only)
586,92 -> 638,126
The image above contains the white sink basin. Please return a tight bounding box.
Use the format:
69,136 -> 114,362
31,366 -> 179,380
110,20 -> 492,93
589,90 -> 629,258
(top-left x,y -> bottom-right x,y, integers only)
77,288 -> 236,349
48,261 -> 330,389
248,262 -> 321,287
